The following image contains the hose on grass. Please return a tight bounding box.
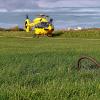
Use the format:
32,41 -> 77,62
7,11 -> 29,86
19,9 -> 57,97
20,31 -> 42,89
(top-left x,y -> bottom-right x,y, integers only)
77,56 -> 100,70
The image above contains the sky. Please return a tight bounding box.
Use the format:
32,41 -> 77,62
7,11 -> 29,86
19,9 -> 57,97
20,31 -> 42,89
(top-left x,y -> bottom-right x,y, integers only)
0,0 -> 100,10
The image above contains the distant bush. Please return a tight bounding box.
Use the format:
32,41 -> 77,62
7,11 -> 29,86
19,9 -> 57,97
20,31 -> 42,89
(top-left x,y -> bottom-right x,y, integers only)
0,26 -> 24,31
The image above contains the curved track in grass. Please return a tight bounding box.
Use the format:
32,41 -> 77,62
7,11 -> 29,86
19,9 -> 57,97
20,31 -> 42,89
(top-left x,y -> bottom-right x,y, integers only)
77,56 -> 100,70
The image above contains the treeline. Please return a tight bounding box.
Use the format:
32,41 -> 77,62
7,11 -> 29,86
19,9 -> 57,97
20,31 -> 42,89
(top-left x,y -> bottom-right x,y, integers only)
0,26 -> 24,31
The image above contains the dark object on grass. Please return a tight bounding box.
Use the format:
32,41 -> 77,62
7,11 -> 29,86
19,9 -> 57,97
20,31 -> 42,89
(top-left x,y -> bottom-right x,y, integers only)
77,56 -> 100,70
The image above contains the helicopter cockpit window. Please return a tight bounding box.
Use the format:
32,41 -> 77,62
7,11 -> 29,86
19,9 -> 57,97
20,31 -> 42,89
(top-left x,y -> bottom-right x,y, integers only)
35,22 -> 49,28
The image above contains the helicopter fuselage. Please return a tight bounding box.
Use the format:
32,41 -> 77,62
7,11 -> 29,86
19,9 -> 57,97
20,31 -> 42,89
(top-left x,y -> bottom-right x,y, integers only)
25,16 -> 54,36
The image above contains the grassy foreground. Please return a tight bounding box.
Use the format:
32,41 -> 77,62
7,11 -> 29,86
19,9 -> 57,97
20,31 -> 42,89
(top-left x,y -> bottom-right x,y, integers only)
0,30 -> 100,100
0,28 -> 100,38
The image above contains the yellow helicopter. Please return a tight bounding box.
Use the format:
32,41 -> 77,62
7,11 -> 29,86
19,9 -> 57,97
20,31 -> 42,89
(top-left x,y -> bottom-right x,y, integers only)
24,14 -> 54,37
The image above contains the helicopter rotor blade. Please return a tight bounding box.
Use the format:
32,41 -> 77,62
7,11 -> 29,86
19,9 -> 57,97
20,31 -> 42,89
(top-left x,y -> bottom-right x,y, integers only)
26,14 -> 29,19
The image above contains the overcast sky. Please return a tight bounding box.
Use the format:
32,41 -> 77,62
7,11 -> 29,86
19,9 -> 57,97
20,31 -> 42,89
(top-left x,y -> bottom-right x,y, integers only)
0,0 -> 100,10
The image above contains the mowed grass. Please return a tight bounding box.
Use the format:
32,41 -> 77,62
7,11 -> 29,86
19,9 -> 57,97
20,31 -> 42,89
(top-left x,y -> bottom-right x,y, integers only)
0,31 -> 100,100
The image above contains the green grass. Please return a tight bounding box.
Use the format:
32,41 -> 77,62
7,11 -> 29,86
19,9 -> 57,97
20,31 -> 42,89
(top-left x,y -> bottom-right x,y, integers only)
0,31 -> 33,37
54,29 -> 100,38
0,31 -> 100,100
0,28 -> 100,38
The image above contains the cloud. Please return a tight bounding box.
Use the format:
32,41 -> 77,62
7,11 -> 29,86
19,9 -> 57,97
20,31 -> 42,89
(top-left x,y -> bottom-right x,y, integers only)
36,0 -> 100,8
0,0 -> 100,10
0,0 -> 38,10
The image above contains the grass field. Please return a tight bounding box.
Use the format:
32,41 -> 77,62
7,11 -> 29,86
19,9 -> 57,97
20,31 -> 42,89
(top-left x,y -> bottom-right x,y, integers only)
0,30 -> 100,100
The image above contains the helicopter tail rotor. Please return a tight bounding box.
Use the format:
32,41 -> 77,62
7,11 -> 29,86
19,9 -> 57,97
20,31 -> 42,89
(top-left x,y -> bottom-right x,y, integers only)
25,14 -> 30,32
